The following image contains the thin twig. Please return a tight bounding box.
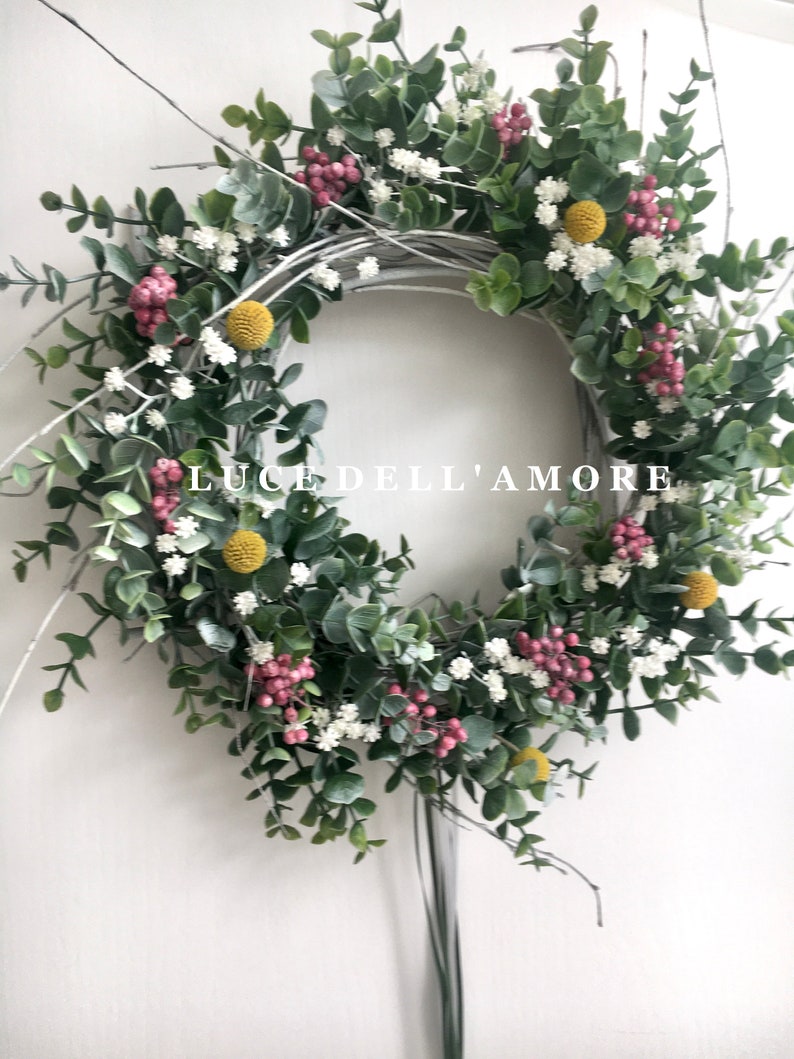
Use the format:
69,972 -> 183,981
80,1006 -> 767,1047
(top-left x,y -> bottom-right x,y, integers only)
0,552 -> 90,723
697,0 -> 732,245
0,287 -> 109,378
639,30 -> 648,139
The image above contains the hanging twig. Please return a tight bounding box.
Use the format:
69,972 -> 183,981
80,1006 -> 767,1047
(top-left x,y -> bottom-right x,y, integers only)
697,0 -> 732,244
0,551 -> 90,722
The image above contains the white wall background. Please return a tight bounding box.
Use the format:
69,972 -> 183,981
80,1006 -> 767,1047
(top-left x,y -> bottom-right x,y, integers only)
1,2 -> 792,1057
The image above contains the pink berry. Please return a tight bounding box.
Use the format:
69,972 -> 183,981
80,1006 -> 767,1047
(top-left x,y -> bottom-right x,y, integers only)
283,730 -> 297,745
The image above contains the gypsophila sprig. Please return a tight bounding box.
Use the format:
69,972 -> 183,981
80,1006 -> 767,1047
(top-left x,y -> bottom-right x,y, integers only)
3,3 -> 794,868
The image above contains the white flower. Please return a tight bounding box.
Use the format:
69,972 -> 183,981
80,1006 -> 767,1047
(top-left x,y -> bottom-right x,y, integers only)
162,554 -> 188,577
544,249 -> 568,272
201,327 -> 237,366
327,125 -> 346,146
173,515 -> 200,539
442,98 -> 462,120
633,420 -> 653,439
535,202 -> 559,228
448,656 -> 474,681
248,640 -> 275,664
289,562 -> 311,587
599,562 -> 626,586
216,231 -> 239,255
482,89 -> 504,115
235,221 -> 258,244
653,640 -> 681,663
389,148 -> 422,175
147,344 -> 172,367
344,721 -> 366,740
156,234 -> 179,259
639,547 -> 660,570
551,231 -> 574,253
362,723 -> 381,743
170,376 -> 195,400
418,156 -> 442,181
501,654 -> 534,677
316,728 -> 341,752
268,225 -> 290,247
311,707 -> 331,729
357,256 -> 380,279
536,177 -> 569,204
590,636 -> 610,656
628,235 -> 662,259
338,703 -> 360,723
484,670 -> 507,703
309,264 -> 342,291
638,494 -> 659,512
461,103 -> 483,125
483,637 -> 510,665
569,243 -> 612,281
529,670 -> 551,689
103,366 -> 126,393
374,127 -> 396,148
368,179 -> 392,205
233,591 -> 258,617
154,533 -> 178,554
103,412 -> 127,436
145,409 -> 167,430
471,57 -> 490,77
630,654 -> 666,679
192,226 -> 220,250
658,396 -> 680,414
216,253 -> 238,273
680,422 -> 698,438
619,625 -> 643,646
582,564 -> 599,593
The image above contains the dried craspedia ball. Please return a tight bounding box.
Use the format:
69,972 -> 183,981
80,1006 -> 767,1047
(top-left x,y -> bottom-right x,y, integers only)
222,530 -> 267,573
225,301 -> 274,351
679,571 -> 719,610
564,200 -> 607,244
509,746 -> 551,783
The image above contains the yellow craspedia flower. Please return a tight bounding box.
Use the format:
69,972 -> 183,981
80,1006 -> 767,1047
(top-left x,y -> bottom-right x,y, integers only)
225,301 -> 274,351
679,571 -> 720,610
510,746 -> 551,783
563,200 -> 607,244
222,529 -> 267,573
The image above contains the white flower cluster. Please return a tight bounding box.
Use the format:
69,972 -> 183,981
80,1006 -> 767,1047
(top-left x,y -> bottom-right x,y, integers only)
103,366 -> 126,393
309,263 -> 342,291
374,127 -> 395,148
460,57 -> 491,93
156,235 -> 180,260
326,125 -> 346,146
389,149 -> 441,181
448,655 -> 474,681
191,226 -> 240,273
170,375 -> 195,400
629,233 -> 703,280
582,545 -> 660,593
356,256 -> 380,280
145,409 -> 167,430
147,344 -> 172,367
637,482 -> 697,513
200,326 -> 237,367
314,702 -> 380,752
534,177 -> 569,230
248,640 -> 275,664
628,638 -> 681,679
233,591 -> 258,618
288,562 -> 311,588
368,179 -> 392,205
545,231 -> 613,282
104,412 -> 126,436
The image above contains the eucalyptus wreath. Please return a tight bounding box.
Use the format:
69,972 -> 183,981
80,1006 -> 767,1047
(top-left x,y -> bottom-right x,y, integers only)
3,2 -> 794,868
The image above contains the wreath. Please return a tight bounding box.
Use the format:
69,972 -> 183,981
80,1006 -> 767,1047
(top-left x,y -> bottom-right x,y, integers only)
2,2 -> 794,873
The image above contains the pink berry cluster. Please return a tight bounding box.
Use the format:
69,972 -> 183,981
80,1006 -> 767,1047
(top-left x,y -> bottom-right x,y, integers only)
385,682 -> 469,760
148,458 -> 183,533
636,322 -> 685,398
128,265 -> 178,339
294,147 -> 362,209
515,627 -> 593,706
623,175 -> 681,238
608,515 -> 654,563
244,653 -> 316,745
491,102 -> 532,157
